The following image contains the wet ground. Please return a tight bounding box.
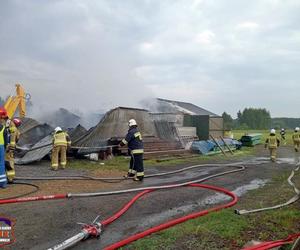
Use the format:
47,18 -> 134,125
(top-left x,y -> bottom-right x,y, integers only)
1,145 -> 299,250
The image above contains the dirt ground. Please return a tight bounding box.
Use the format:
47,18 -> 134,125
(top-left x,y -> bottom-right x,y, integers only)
0,145 -> 299,250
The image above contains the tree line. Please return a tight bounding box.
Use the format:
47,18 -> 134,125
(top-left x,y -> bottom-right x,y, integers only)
223,108 -> 300,130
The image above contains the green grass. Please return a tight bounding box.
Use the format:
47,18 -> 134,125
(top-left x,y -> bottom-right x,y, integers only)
67,130 -> 264,172
67,149 -> 254,173
125,170 -> 300,250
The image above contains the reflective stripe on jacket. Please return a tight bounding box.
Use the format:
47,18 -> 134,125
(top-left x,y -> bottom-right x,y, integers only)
8,123 -> 20,147
0,127 -> 4,145
122,127 -> 144,154
268,135 -> 278,149
293,132 -> 300,142
53,132 -> 71,146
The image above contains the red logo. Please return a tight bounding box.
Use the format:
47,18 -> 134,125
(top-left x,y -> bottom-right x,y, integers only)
0,216 -> 15,247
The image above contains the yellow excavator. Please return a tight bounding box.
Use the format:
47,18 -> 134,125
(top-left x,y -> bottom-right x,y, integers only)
3,83 -> 28,119
1,84 -> 29,182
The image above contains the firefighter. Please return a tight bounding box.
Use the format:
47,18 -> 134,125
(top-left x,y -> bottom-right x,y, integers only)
51,127 -> 71,170
0,110 -> 9,188
292,127 -> 300,152
280,128 -> 286,145
5,118 -> 21,182
265,129 -> 280,162
119,119 -> 144,181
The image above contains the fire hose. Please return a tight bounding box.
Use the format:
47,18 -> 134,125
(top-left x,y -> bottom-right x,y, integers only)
1,160 -> 298,249
242,233 -> 300,250
235,164 -> 300,215
0,162 -> 245,205
0,162 -> 244,249
48,183 -> 238,250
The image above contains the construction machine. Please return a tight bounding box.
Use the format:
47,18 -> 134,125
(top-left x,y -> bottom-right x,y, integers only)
3,83 -> 29,119
1,84 -> 29,182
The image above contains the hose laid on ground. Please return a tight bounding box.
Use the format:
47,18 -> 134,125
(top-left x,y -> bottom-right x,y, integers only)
235,165 -> 300,215
0,182 -> 40,200
242,232 -> 300,250
15,162 -> 246,181
0,163 -> 245,205
49,183 -> 238,250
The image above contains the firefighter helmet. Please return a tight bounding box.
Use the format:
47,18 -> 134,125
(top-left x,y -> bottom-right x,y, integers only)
270,129 -> 276,134
54,127 -> 62,133
0,107 -> 8,119
128,119 -> 137,127
12,118 -> 22,127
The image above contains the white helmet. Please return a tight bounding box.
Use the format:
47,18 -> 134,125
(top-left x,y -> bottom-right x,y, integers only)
54,127 -> 62,133
295,127 -> 300,132
270,129 -> 276,134
128,119 -> 137,127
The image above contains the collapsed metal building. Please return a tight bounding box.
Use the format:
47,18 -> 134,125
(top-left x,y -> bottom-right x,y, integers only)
153,98 -> 224,140
15,99 -> 223,164
72,107 -> 183,158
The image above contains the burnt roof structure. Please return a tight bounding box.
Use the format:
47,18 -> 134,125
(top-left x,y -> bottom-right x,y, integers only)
157,98 -> 219,116
68,124 -> 87,142
18,123 -> 53,146
40,108 -> 81,129
73,107 -> 157,150
19,117 -> 40,134
15,135 -> 52,165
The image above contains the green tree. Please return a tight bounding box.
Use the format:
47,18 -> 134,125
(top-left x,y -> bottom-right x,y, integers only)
237,108 -> 271,129
222,112 -> 234,130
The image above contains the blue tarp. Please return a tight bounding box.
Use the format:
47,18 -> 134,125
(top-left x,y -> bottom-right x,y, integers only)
191,139 -> 242,155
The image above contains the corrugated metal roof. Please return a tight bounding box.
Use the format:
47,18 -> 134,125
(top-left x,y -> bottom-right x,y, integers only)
15,135 -> 52,165
157,98 -> 219,116
19,117 -> 40,134
68,124 -> 87,142
18,123 -> 53,146
73,107 -> 157,148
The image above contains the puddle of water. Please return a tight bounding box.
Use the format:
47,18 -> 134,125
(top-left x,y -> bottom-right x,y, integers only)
202,179 -> 269,205
138,179 -> 268,229
245,157 -> 300,166
276,157 -> 300,165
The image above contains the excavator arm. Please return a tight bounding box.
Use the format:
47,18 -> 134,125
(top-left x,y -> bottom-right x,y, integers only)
4,84 -> 27,119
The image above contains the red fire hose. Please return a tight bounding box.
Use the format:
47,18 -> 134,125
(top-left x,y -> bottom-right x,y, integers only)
101,183 -> 238,250
0,194 -> 67,205
242,233 -> 300,250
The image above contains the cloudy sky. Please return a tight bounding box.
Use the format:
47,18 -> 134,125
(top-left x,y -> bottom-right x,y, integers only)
0,0 -> 299,118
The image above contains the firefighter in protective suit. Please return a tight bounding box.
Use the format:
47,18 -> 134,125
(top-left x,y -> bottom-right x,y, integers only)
292,127 -> 300,152
51,127 -> 71,170
265,129 -> 280,162
0,110 -> 9,188
5,118 -> 21,182
119,119 -> 144,181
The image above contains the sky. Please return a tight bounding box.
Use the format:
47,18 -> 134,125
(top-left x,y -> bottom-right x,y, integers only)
0,0 -> 300,118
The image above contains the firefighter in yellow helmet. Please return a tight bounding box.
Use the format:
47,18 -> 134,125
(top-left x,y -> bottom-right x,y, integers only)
51,127 -> 71,170
265,129 -> 280,162
292,127 -> 300,152
5,118 -> 21,182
